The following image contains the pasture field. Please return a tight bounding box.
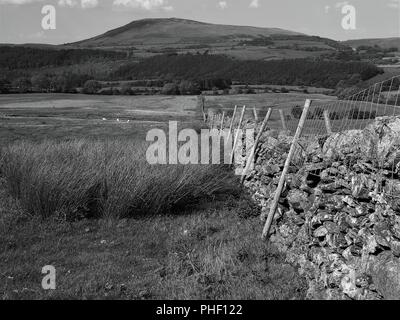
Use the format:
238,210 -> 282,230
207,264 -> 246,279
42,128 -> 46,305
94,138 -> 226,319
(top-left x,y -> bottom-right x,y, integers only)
0,93 -> 308,300
205,92 -> 333,109
0,94 -> 200,145
0,92 -> 334,143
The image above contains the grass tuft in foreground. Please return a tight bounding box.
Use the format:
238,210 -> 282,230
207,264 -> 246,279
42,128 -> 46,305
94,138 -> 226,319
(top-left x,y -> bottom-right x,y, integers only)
0,139 -> 240,220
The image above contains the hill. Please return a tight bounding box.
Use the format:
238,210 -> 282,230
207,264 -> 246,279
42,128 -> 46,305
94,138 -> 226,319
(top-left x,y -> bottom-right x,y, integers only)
0,18 -> 349,62
72,18 -> 302,47
2,18 -> 383,92
69,18 -> 343,61
343,37 -> 400,50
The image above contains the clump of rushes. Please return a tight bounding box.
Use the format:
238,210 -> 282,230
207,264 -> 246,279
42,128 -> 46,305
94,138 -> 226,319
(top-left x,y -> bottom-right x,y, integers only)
0,139 -> 240,220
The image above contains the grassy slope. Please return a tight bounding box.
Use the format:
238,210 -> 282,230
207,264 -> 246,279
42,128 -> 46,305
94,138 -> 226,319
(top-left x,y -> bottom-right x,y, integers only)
0,193 -> 306,300
0,93 -> 307,300
71,18 -> 301,47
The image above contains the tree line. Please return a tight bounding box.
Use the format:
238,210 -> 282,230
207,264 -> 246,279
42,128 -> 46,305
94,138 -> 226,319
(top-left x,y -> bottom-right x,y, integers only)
111,53 -> 382,89
0,48 -> 383,94
0,72 -> 91,93
0,46 -> 126,69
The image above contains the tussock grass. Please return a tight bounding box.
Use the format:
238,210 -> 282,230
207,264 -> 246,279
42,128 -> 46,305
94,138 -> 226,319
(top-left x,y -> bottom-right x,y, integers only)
0,139 -> 240,219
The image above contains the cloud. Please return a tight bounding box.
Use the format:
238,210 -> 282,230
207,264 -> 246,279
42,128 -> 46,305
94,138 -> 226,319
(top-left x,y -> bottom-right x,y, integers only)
58,0 -> 78,7
81,0 -> 98,8
0,0 -> 43,4
113,0 -> 171,10
249,0 -> 259,8
58,0 -> 98,8
0,0 -> 97,7
217,1 -> 227,9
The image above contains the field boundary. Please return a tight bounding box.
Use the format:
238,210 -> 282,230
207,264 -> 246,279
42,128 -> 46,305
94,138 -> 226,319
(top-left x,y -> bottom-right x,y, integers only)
203,75 -> 400,239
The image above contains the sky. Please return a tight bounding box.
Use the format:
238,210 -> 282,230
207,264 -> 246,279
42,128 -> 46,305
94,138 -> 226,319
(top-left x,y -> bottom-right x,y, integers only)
0,0 -> 399,44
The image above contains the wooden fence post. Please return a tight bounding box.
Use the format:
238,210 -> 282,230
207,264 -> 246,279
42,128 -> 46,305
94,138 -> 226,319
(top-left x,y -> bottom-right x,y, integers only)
262,99 -> 312,240
253,107 -> 259,124
220,111 -> 226,131
279,109 -> 288,131
199,95 -> 206,122
227,105 -> 238,142
230,105 -> 246,164
240,108 -> 272,184
323,109 -> 332,135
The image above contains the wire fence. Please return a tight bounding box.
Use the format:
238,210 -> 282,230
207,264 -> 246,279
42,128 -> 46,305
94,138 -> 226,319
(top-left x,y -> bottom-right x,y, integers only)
202,74 -> 400,238
204,74 -> 400,171
289,75 -> 400,186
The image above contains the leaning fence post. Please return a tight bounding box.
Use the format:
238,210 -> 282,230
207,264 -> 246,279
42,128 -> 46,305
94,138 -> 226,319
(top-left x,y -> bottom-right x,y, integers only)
227,105 -> 238,143
240,108 -> 272,184
230,105 -> 246,164
323,109 -> 332,135
262,99 -> 312,240
279,109 -> 288,131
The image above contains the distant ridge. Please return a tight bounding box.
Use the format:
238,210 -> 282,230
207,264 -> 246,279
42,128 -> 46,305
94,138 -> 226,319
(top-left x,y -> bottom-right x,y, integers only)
343,37 -> 400,50
71,17 -> 303,47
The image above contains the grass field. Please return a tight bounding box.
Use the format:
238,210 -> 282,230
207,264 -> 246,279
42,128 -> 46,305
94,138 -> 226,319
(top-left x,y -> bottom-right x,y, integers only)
205,91 -> 400,136
0,94 -> 199,145
0,93 -> 309,300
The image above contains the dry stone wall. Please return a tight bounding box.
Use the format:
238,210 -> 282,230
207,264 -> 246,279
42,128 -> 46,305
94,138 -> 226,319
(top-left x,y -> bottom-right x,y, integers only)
243,116 -> 400,300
